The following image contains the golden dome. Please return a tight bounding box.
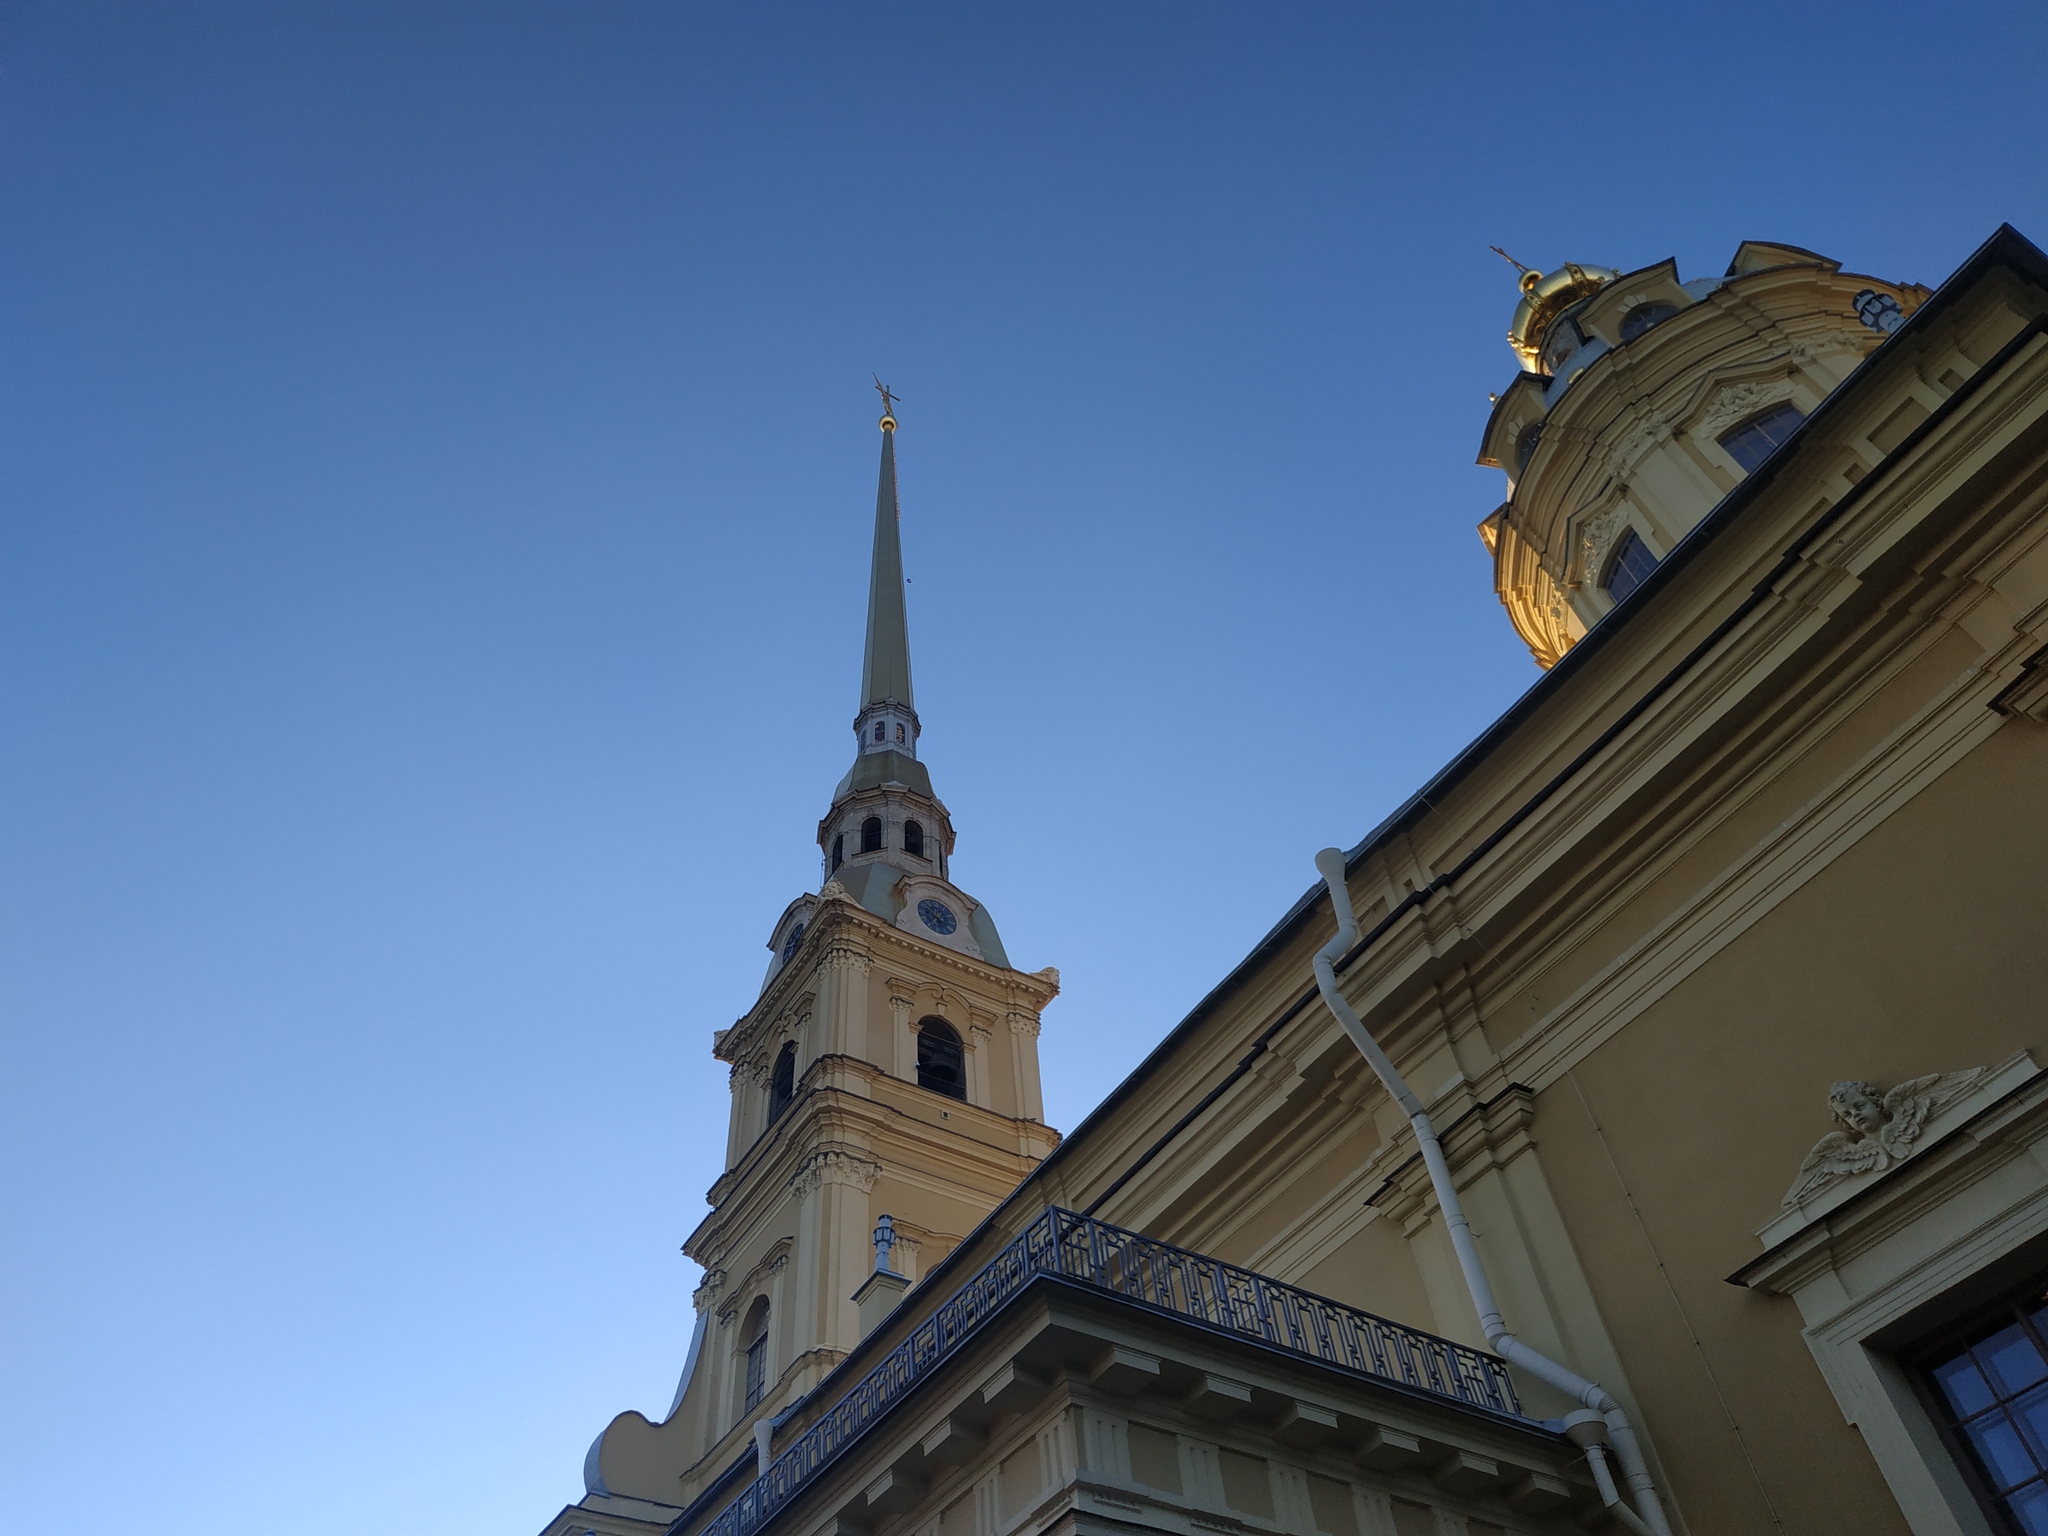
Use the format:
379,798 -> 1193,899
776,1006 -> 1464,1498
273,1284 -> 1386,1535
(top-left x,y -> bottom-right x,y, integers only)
1507,263 -> 1620,370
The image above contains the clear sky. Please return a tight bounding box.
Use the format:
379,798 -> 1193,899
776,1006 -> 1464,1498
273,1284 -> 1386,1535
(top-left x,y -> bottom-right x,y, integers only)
4,5 -> 2044,1533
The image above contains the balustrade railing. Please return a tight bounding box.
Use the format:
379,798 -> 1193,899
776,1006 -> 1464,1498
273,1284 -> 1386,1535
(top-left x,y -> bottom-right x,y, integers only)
690,1209 -> 1519,1536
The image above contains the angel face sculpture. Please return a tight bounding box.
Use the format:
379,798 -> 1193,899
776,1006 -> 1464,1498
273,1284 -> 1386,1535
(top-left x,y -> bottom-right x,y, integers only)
1782,1068 -> 1992,1209
1828,1081 -> 1890,1139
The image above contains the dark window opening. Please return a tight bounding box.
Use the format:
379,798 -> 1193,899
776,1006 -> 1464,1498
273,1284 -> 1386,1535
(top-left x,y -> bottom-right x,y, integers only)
1515,421 -> 1544,472
903,820 -> 925,858
1917,1276 -> 2048,1534
830,834 -> 844,872
916,1019 -> 966,1101
780,923 -> 805,963
860,816 -> 883,854
1718,403 -> 1806,472
768,1042 -> 796,1121
742,1299 -> 770,1411
1602,529 -> 1660,605
895,723 -> 905,743
873,722 -> 885,743
1619,301 -> 1679,342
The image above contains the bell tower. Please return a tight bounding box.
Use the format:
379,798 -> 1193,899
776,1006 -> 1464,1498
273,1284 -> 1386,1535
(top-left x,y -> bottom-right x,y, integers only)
579,395 -> 1061,1514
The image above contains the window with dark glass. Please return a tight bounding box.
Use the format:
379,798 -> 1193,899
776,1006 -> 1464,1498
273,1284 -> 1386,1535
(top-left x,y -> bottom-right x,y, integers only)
1619,301 -> 1679,342
1602,529 -> 1659,605
916,1019 -> 966,1101
780,922 -> 805,963
1718,403 -> 1806,472
1919,1278 -> 2048,1535
1515,421 -> 1545,472
903,820 -> 924,858
831,834 -> 844,871
895,723 -> 905,743
742,1300 -> 770,1410
860,816 -> 883,854
873,721 -> 886,743
768,1042 -> 796,1121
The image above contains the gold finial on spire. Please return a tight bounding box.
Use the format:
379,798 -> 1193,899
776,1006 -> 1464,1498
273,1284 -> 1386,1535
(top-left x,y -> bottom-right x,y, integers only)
1491,245 -> 1543,296
873,375 -> 900,432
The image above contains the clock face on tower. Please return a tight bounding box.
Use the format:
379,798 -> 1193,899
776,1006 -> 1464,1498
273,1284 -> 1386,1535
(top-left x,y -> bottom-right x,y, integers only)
917,899 -> 958,935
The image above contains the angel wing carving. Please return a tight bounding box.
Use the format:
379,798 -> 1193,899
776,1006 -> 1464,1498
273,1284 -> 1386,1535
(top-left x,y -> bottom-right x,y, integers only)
1782,1064 -> 1995,1209
1783,1131 -> 1888,1207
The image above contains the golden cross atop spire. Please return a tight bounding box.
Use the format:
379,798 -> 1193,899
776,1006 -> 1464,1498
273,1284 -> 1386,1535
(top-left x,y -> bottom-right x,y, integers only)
873,375 -> 900,429
1491,245 -> 1544,296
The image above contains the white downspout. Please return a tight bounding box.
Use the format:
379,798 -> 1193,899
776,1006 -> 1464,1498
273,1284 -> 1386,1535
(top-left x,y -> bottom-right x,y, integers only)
1312,849 -> 1671,1536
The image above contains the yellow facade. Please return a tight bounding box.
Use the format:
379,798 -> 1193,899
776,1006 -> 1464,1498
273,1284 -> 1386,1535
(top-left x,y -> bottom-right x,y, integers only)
541,225 -> 2048,1536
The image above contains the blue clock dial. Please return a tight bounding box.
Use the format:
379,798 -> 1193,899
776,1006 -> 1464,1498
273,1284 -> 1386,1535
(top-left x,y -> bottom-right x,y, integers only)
781,922 -> 806,962
917,899 -> 958,935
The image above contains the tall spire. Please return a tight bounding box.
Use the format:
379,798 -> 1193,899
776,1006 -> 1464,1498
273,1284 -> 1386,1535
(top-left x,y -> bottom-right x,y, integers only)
860,388 -> 915,713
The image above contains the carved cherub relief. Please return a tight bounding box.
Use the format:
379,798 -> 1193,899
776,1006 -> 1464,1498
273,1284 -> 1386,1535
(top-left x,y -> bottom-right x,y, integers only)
1782,1067 -> 1991,1208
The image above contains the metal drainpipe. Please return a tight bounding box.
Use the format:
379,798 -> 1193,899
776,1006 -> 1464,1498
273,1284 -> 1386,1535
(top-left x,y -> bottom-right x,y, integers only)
1312,849 -> 1671,1536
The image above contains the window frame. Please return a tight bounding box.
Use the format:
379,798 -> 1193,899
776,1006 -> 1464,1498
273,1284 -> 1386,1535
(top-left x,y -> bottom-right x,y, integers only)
1910,1278 -> 2048,1535
1602,527 -> 1660,605
1717,402 -> 1807,473
915,1017 -> 967,1102
768,1041 -> 796,1122
740,1297 -> 771,1414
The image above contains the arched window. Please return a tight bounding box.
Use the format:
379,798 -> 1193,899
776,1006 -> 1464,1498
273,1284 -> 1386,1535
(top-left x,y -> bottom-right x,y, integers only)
1602,528 -> 1660,605
1718,403 -> 1806,473
741,1298 -> 770,1411
860,816 -> 883,854
769,1041 -> 796,1121
916,1018 -> 966,1101
894,723 -> 905,743
1619,301 -> 1679,342
903,820 -> 925,858
873,721 -> 886,743
831,834 -> 844,872
1515,421 -> 1544,472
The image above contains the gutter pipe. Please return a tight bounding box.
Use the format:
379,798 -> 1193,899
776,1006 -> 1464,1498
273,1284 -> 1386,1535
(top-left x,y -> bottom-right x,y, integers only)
1312,848 -> 1671,1536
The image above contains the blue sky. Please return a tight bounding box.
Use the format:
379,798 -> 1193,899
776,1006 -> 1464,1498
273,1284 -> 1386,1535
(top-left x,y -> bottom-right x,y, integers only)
4,5 -> 2044,1533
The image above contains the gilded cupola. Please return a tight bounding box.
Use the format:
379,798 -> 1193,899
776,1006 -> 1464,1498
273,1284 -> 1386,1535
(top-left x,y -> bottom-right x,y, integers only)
1473,241 -> 1928,668
1505,262 -> 1622,373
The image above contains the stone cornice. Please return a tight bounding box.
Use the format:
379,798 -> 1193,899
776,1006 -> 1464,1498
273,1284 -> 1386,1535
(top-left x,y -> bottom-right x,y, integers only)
685,1066 -> 1060,1266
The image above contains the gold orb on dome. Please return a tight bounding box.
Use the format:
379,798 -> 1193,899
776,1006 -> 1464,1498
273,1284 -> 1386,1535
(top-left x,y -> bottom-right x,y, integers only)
1507,262 -> 1621,371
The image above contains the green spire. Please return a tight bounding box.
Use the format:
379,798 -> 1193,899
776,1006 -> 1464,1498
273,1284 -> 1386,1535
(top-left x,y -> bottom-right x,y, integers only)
860,405 -> 914,712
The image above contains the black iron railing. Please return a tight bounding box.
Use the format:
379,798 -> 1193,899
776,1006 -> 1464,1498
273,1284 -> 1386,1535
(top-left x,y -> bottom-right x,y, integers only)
691,1209 -> 1519,1536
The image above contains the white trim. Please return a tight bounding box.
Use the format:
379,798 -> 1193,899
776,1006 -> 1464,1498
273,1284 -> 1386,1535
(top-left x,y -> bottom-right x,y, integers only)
1735,1062 -> 2048,1536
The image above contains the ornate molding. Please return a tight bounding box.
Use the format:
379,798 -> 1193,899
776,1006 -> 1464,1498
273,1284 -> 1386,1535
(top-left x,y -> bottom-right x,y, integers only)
820,945 -> 871,978
1575,504 -> 1636,584
1601,416 -> 1665,485
1788,329 -> 1871,366
789,1147 -> 881,1200
1783,1067 -> 1995,1208
1696,378 -> 1797,440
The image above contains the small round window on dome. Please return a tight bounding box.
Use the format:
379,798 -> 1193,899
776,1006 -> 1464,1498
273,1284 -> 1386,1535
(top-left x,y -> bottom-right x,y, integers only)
1619,301 -> 1680,343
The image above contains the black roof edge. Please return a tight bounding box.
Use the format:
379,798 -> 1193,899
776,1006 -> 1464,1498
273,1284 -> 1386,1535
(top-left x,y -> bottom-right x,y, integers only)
781,223 -> 2048,1365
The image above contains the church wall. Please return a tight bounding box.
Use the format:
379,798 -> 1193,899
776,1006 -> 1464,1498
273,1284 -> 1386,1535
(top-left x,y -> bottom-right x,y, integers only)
1530,715 -> 2048,1534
